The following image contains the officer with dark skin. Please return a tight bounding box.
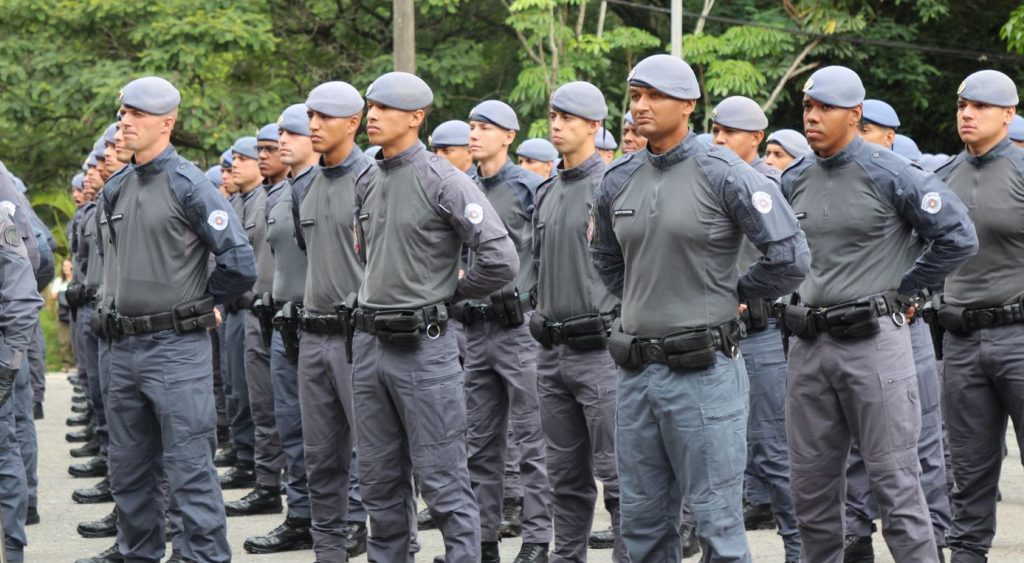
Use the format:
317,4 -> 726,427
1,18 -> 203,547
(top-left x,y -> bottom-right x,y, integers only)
780,66 -> 976,563
101,76 -> 256,562
935,70 -> 1024,563
352,71 -> 517,563
592,54 -> 809,563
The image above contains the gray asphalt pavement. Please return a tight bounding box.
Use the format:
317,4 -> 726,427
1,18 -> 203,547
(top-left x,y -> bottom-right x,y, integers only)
26,371 -> 1024,561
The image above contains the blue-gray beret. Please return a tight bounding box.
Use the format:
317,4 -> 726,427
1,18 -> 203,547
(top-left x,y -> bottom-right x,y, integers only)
958,70 -> 1019,107
550,81 -> 608,121
430,120 -> 470,148
917,153 -> 950,172
711,96 -> 768,131
695,133 -> 713,145
365,145 -> 382,158
624,111 -> 634,125
628,54 -> 701,100
1010,115 -> 1024,141
71,173 -> 84,190
892,134 -> 922,162
91,138 -> 107,159
220,149 -> 234,168
469,100 -> 519,131
861,99 -> 900,128
86,154 -> 99,168
102,123 -> 118,145
515,138 -> 558,162
767,129 -> 811,158
119,76 -> 181,115
231,137 -> 259,160
278,104 -> 310,136
257,123 -> 279,143
596,128 -> 617,150
365,72 -> 433,111
802,66 -> 864,108
306,81 -> 365,118
205,165 -> 223,187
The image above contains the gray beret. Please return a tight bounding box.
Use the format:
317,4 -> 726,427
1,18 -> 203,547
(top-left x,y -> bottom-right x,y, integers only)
86,154 -> 99,168
71,173 -> 84,190
257,123 -> 279,143
550,81 -> 608,121
102,123 -> 118,145
596,128 -> 617,150
278,104 -> 310,136
365,145 -> 382,159
861,99 -> 900,128
1010,115 -> 1024,141
802,66 -> 864,108
624,111 -> 634,125
892,134 -> 922,162
958,69 -> 1019,107
766,129 -> 811,158
430,120 -> 470,148
220,149 -> 234,168
205,165 -> 223,187
365,72 -> 433,111
306,81 -> 365,118
469,100 -> 520,131
917,153 -> 950,172
119,76 -> 181,115
695,132 -> 713,146
91,138 -> 107,159
711,96 -> 768,131
628,54 -> 700,100
515,138 -> 559,162
231,136 -> 259,160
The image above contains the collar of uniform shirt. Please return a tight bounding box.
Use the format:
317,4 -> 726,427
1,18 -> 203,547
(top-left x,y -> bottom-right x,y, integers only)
377,142 -> 424,171
645,130 -> 704,170
813,134 -> 863,169
965,135 -> 1013,165
558,151 -> 604,181
132,144 -> 176,177
320,145 -> 365,178
480,159 -> 515,188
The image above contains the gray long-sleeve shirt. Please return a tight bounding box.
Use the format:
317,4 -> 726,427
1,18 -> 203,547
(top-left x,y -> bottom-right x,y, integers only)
242,183 -> 274,297
937,136 -> 1024,308
593,133 -> 810,337
0,170 -> 40,273
354,143 -> 518,310
783,136 -> 977,307
266,166 -> 319,304
0,214 -> 43,370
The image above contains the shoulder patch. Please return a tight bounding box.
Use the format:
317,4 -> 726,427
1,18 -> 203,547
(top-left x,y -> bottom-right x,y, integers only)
0,200 -> 16,217
751,191 -> 773,214
207,210 -> 229,231
3,224 -> 21,246
705,146 -> 743,166
920,191 -> 942,214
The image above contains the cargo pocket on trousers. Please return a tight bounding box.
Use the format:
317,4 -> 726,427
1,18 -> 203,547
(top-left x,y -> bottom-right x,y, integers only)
702,398 -> 748,490
412,370 -> 467,447
879,368 -> 920,453
166,372 -> 216,459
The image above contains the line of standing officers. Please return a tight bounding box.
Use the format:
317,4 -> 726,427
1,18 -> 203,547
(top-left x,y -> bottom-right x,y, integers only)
3,52 -> 1020,563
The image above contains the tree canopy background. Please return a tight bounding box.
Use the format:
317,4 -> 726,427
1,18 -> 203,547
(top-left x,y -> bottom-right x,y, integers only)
3,0 -> 1024,255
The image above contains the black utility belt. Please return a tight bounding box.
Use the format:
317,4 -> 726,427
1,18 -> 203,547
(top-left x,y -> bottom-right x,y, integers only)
301,312 -> 346,335
779,292 -> 899,341
352,303 -> 449,346
936,299 -> 1024,335
451,290 -> 534,328
66,284 -> 98,308
608,321 -> 740,370
529,312 -> 614,351
113,297 -> 217,338
741,298 -> 776,333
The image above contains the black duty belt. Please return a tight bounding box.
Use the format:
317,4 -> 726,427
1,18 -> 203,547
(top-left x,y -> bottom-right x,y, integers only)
451,291 -> 534,328
779,292 -> 899,341
607,321 -> 741,370
529,311 -> 616,350
301,313 -> 346,336
353,304 -> 449,346
937,299 -> 1024,335
114,297 -> 217,337
116,312 -> 176,335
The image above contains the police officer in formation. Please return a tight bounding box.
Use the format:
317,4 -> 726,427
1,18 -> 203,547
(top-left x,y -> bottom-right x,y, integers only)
6,52 -> 1023,563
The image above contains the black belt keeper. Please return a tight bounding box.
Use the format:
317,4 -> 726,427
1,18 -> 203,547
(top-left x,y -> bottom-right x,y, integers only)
117,312 -> 176,336
117,296 -> 217,337
939,299 -> 1024,334
608,322 -> 740,370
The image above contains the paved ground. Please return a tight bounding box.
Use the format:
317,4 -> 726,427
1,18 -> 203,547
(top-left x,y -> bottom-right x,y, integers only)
25,371 -> 1024,561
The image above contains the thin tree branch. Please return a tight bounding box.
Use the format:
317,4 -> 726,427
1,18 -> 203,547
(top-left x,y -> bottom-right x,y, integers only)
761,37 -> 822,113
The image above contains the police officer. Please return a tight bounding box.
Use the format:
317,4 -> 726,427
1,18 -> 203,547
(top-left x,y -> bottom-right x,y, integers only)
515,139 -> 559,179
779,65 -> 976,562
620,112 -> 647,154
590,54 -> 808,563
763,130 -> 810,171
298,81 -> 372,562
845,99 -> 953,562
351,71 -> 516,562
0,209 -> 44,563
893,133 -> 923,163
244,103 -> 319,555
218,137 -> 261,492
214,145 -> 242,471
596,127 -> 617,164
1009,114 -> 1024,148
531,80 -> 626,562
102,76 -> 256,561
431,120 -> 476,179
709,95 -> 801,562
457,99 -> 551,563
224,127 -> 287,517
935,69 -> 1024,563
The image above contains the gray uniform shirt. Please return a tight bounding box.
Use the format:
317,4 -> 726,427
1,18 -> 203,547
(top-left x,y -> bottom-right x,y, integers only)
783,136 -> 977,307
533,153 -> 619,322
593,133 -> 809,337
471,159 -> 540,303
354,143 -> 518,310
267,167 -> 318,304
242,183 -> 273,297
80,203 -> 102,292
96,164 -> 133,312
0,214 -> 43,370
938,137 -> 1024,308
738,158 -> 783,272
0,172 -> 40,273
300,149 -> 370,315
104,145 -> 256,317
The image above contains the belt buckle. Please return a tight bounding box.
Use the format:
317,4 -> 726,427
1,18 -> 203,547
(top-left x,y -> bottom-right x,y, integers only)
640,340 -> 666,363
972,310 -> 995,328
120,317 -> 136,336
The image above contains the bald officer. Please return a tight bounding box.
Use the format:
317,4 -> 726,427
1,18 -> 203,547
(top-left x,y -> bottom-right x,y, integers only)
780,66 -> 976,563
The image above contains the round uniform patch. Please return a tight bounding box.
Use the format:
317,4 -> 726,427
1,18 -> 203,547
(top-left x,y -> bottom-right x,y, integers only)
751,191 -> 773,214
464,203 -> 484,225
921,191 -> 942,214
4,226 -> 21,246
0,200 -> 16,217
207,209 -> 229,231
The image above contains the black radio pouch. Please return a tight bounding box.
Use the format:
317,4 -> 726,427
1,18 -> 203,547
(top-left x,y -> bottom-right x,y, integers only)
172,296 -> 217,334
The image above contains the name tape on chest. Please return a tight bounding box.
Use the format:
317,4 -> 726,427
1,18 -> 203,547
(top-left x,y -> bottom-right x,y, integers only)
613,209 -> 635,217
207,209 -> 229,231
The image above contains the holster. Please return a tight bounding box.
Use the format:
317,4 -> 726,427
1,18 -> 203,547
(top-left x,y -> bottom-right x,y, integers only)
491,288 -> 525,328
171,296 -> 217,334
272,302 -> 302,363
66,283 -> 85,308
334,293 -> 358,363
253,292 -> 275,348
742,298 -> 770,332
921,297 -> 945,360
529,313 -> 552,348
